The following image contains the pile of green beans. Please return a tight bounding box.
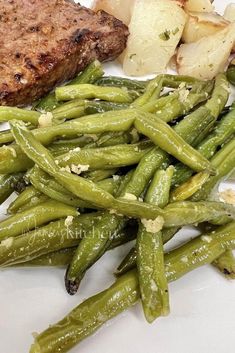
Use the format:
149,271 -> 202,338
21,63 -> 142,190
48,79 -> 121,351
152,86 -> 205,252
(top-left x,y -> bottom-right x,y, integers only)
0,61 -> 234,353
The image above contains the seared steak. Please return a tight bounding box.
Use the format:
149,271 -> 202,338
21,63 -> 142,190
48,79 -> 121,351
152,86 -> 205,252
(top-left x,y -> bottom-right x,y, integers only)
0,0 -> 128,106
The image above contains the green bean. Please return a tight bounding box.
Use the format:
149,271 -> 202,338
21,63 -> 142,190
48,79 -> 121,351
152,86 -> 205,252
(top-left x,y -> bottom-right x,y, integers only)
0,107 -> 40,125
143,85 -> 212,121
124,103 -> 217,198
0,173 -> 24,204
51,100 -> 86,122
64,171 -> 135,294
48,137 -> 95,156
34,93 -> 61,112
0,144 -> 34,174
172,78 -> 232,186
212,250 -> 235,279
0,200 -> 78,242
162,74 -> 203,88
0,213 -> 100,266
55,84 -> 133,103
68,60 -> 104,86
12,248 -> 76,267
226,65 -> 235,86
170,172 -> 210,202
116,247 -> 138,276
95,76 -> 147,92
65,212 -> 127,294
34,60 -> 104,112
84,101 -> 130,115
28,166 -> 120,208
0,212 -> 135,267
163,201 -> 235,227
30,270 -> 140,353
115,228 -> 180,276
133,76 -> 163,107
197,108 -> 235,159
85,131 -> 132,148
84,169 -> 118,182
134,113 -> 214,173
57,141 -> 152,171
8,121 -> 168,219
0,129 -> 15,145
8,186 -> 48,214
7,221 -> 138,267
191,138 -> 235,201
30,221 -> 235,353
137,167 -> 174,322
145,166 -> 174,208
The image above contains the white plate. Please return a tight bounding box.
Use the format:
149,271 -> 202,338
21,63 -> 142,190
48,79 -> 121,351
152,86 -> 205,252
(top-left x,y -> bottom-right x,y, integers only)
0,1 -> 235,352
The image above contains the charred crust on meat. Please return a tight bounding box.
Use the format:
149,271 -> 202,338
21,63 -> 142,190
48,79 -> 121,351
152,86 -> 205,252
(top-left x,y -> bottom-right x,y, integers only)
14,73 -> 22,82
28,25 -> 40,32
73,28 -> 91,44
24,58 -> 38,72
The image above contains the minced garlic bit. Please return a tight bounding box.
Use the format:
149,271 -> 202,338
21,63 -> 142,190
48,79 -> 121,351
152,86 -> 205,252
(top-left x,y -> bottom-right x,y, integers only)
1,237 -> 13,248
179,88 -> 190,103
123,193 -> 137,201
219,189 -> 235,206
109,209 -> 123,217
38,112 -> 53,128
150,279 -> 158,292
113,175 -> 120,182
201,235 -> 212,243
60,166 -> 71,173
72,147 -> 81,152
141,216 -> 164,234
71,164 -> 89,175
181,256 -> 188,263
64,216 -> 74,227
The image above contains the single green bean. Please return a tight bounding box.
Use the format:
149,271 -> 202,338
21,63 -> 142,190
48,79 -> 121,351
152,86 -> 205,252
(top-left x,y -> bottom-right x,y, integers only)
145,166 -> 174,208
30,221 -> 235,353
170,172 -> 210,202
95,76 -> 147,92
0,129 -> 16,145
226,65 -> 235,86
56,84 -> 133,103
0,200 -> 78,242
137,167 -> 174,322
56,141 -> 152,171
134,113 -> 214,173
163,201 -> 235,227
0,107 -> 40,125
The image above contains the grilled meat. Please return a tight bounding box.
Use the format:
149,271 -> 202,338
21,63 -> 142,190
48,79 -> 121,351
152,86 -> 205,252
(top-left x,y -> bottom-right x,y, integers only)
0,0 -> 128,106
